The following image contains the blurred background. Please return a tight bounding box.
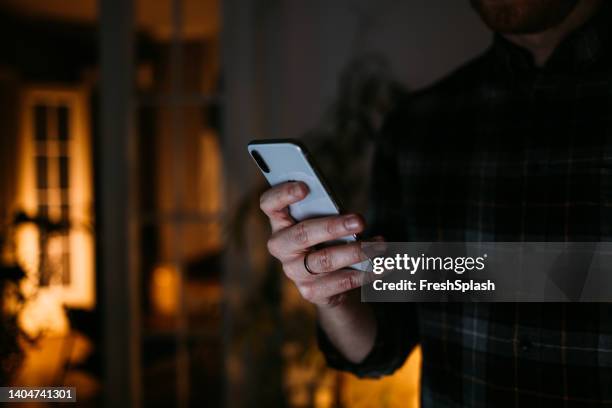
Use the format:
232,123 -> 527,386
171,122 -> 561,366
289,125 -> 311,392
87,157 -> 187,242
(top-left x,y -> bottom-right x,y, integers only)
0,0 -> 489,406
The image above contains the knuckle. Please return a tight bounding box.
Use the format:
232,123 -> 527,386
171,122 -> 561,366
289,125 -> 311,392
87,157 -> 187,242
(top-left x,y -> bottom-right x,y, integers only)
338,273 -> 360,292
267,238 -> 280,257
259,185 -> 288,213
259,189 -> 276,213
298,283 -> 315,303
259,193 -> 269,212
282,262 -> 298,281
350,244 -> 363,262
325,218 -> 339,236
292,222 -> 309,245
326,293 -> 347,307
316,248 -> 335,272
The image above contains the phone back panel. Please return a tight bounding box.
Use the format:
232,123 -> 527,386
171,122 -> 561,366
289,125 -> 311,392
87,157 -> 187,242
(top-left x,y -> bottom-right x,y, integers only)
248,141 -> 341,221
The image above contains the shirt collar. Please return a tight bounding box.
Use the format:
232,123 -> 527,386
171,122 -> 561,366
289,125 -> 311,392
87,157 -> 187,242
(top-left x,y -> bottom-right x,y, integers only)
491,3 -> 612,76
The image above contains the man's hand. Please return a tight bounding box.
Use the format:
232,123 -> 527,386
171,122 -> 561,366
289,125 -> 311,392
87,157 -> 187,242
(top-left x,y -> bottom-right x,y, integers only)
259,181 -> 377,363
260,181 -> 370,307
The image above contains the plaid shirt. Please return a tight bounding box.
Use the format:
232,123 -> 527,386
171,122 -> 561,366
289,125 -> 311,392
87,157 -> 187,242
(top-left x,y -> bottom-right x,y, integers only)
319,5 -> 612,407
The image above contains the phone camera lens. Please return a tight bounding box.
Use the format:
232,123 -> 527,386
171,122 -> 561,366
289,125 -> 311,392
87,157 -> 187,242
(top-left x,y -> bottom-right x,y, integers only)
250,149 -> 270,173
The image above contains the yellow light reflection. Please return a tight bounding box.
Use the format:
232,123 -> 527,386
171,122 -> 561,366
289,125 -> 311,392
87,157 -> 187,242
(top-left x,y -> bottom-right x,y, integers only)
341,347 -> 422,408
150,263 -> 179,316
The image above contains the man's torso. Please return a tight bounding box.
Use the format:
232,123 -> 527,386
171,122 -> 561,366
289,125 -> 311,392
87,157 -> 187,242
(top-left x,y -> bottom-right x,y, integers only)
375,13 -> 612,406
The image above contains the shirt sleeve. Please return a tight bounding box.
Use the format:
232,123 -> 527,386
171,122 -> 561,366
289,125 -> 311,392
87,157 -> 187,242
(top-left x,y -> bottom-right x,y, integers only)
317,302 -> 419,378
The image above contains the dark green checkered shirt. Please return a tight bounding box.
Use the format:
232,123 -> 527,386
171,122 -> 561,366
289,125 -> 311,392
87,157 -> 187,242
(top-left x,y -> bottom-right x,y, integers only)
319,5 -> 612,407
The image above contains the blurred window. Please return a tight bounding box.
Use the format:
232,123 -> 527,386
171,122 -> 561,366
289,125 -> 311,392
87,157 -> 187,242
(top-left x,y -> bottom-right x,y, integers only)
18,87 -> 94,308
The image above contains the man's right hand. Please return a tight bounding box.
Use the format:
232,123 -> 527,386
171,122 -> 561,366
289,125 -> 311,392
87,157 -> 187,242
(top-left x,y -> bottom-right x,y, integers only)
260,181 -> 370,307
259,180 -> 378,363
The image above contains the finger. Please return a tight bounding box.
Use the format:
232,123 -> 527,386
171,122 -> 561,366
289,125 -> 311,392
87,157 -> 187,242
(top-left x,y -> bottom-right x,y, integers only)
361,236 -> 388,259
259,181 -> 309,232
286,242 -> 368,280
270,214 -> 365,257
298,269 -> 376,305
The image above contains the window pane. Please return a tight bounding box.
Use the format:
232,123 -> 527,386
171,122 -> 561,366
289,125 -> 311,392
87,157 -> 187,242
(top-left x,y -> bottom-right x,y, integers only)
59,156 -> 69,188
38,203 -> 49,218
58,105 -> 70,140
36,156 -> 48,188
34,104 -> 47,140
61,203 -> 70,222
62,248 -> 71,285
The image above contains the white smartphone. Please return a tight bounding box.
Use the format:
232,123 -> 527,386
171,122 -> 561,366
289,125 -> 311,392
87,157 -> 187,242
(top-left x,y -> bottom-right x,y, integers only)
248,139 -> 370,271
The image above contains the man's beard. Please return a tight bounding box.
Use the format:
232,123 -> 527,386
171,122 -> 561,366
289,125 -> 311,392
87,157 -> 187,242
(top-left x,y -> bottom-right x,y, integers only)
470,0 -> 579,34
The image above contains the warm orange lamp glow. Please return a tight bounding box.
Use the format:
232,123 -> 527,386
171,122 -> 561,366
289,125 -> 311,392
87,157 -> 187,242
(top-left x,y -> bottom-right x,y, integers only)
341,347 -> 422,408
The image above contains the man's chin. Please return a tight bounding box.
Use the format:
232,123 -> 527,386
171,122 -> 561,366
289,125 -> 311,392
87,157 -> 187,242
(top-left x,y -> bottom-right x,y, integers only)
470,0 -> 579,34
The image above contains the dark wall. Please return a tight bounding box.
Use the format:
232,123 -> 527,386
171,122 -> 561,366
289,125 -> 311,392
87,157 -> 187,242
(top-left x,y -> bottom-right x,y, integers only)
276,0 -> 491,139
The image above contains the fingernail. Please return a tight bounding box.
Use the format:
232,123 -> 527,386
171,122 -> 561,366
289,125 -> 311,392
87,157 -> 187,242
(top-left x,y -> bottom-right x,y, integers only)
344,215 -> 362,231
